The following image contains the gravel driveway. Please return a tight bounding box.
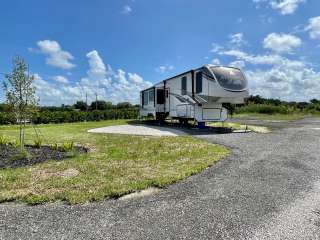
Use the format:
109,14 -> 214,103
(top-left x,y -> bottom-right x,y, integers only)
1,118 -> 320,240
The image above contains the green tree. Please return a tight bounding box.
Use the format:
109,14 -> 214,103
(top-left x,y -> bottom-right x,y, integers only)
3,56 -> 38,150
74,101 -> 88,111
90,100 -> 113,110
116,102 -> 132,109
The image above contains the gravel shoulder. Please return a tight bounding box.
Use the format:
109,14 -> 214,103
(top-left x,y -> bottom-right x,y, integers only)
1,118 -> 320,240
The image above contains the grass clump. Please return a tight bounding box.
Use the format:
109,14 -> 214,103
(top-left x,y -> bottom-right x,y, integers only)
61,141 -> 74,152
33,137 -> 43,149
0,135 -> 10,145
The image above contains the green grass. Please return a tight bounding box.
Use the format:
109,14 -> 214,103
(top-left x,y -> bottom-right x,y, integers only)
232,113 -> 307,121
0,120 -> 229,205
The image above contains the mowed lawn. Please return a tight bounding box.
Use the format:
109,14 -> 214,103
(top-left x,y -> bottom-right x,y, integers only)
0,120 -> 229,204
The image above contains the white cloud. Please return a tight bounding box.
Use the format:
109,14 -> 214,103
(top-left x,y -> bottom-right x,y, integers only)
35,40 -> 75,69
34,50 -> 152,106
253,0 -> 306,15
155,65 -> 174,74
210,43 -> 224,53
52,76 -> 69,84
211,58 -> 221,65
84,50 -> 112,86
213,29 -> 320,101
305,16 -> 320,40
270,0 -> 305,15
246,64 -> 320,101
213,33 -> 320,101
220,49 -> 304,67
229,33 -> 247,48
229,60 -> 246,69
121,5 -> 132,14
263,33 -> 302,53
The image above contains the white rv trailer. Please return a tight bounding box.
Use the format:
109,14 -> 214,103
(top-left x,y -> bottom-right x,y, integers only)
140,65 -> 249,125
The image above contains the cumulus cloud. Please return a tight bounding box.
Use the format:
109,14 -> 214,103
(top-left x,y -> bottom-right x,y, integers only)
227,53 -> 319,101
155,65 -> 174,74
52,75 -> 69,84
34,40 -> 75,69
253,0 -> 306,15
263,33 -> 302,53
34,50 -> 152,106
212,32 -> 320,101
305,16 -> 320,39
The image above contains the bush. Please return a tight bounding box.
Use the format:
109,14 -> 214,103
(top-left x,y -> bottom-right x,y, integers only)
27,108 -> 139,125
0,112 -> 16,124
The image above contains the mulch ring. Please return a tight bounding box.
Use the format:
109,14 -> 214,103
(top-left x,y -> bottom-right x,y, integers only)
0,144 -> 88,169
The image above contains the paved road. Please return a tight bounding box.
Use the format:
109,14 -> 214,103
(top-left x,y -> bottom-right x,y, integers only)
1,118 -> 320,240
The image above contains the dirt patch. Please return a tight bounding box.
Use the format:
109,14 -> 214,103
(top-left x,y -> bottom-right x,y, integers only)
0,145 -> 87,169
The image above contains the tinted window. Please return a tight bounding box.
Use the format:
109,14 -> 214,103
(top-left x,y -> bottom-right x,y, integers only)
196,72 -> 202,93
149,89 -> 154,102
181,76 -> 187,95
157,89 -> 165,104
143,91 -> 148,105
210,67 -> 247,91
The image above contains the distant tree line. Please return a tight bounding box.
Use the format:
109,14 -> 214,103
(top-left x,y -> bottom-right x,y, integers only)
1,95 -> 320,125
235,95 -> 320,115
0,100 -> 139,125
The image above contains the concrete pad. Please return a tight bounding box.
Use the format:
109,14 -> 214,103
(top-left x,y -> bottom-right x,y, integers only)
88,124 -> 186,136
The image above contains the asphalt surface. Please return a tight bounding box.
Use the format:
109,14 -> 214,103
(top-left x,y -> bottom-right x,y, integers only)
1,118 -> 320,240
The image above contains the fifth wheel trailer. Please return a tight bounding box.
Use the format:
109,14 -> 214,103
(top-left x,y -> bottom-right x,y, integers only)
140,65 -> 249,125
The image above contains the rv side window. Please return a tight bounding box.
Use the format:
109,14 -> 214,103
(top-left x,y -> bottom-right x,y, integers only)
181,76 -> 187,95
149,89 -> 154,102
196,72 -> 202,93
143,91 -> 149,105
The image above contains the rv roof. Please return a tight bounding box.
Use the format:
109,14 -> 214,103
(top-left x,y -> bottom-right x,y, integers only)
141,65 -> 241,93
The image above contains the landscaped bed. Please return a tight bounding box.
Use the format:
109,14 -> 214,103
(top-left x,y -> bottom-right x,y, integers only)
0,120 -> 229,205
0,144 -> 87,169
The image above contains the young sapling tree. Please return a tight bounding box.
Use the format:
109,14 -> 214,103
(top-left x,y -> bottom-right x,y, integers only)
3,56 -> 38,151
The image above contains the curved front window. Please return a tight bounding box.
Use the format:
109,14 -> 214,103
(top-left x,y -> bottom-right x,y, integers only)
210,67 -> 247,91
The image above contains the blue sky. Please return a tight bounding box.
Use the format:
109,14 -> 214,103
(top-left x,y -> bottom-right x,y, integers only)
1,0 -> 320,105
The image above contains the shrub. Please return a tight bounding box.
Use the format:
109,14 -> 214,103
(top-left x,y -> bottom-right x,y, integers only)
29,108 -> 139,125
235,104 -> 292,115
